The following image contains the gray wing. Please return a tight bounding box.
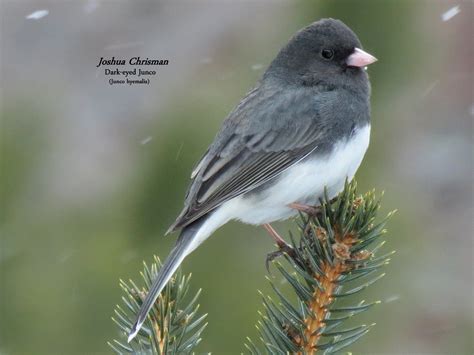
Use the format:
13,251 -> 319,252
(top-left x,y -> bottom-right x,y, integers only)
167,85 -> 337,233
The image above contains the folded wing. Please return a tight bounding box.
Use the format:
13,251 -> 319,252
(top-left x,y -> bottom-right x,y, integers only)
167,85 -> 336,233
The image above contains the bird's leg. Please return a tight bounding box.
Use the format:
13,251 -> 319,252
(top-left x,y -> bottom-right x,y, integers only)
263,223 -> 295,270
288,203 -> 323,235
288,197 -> 339,217
263,223 -> 289,249
288,202 -> 321,216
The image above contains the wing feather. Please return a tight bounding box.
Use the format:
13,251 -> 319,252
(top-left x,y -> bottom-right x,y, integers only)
166,86 -> 340,233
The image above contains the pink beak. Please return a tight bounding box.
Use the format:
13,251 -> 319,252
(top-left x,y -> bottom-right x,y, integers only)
346,47 -> 377,67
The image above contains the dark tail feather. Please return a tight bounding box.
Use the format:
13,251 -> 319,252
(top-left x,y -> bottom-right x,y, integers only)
127,218 -> 205,342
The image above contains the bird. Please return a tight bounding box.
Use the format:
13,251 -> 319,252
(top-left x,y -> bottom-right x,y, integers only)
128,18 -> 377,342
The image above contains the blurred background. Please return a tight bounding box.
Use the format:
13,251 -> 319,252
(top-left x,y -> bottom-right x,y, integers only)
1,0 -> 472,353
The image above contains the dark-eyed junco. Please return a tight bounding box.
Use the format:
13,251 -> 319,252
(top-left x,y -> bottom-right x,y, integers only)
128,18 -> 377,341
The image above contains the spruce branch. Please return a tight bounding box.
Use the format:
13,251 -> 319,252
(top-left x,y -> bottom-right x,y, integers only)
109,180 -> 394,354
108,256 -> 207,354
246,180 -> 395,354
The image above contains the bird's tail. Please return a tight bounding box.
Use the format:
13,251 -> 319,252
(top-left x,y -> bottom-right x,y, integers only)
127,218 -> 206,343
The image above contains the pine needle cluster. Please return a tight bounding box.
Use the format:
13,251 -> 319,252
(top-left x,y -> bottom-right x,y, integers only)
110,180 -> 393,354
108,256 -> 207,354
246,181 -> 394,354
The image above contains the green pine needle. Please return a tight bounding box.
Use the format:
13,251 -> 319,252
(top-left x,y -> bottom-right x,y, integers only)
247,179 -> 394,354
109,180 -> 393,354
108,256 -> 207,354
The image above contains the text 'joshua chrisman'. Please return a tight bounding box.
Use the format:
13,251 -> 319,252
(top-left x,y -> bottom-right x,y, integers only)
96,56 -> 169,67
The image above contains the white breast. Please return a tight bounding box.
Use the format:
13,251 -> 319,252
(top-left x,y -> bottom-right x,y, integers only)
227,124 -> 371,224
186,124 -> 370,253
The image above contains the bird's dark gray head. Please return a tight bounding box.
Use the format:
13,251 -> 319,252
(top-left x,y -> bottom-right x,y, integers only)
265,18 -> 376,92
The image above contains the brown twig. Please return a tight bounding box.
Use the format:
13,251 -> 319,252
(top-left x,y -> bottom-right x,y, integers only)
297,230 -> 366,353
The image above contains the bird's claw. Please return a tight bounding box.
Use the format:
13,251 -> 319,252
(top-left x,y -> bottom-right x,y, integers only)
265,243 -> 295,273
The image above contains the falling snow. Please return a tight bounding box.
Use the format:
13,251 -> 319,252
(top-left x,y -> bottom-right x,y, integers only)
384,295 -> 401,303
441,5 -> 460,22
200,57 -> 213,64
421,79 -> 440,98
84,0 -> 99,14
105,41 -> 144,51
251,63 -> 264,71
175,142 -> 184,160
120,250 -> 138,264
141,136 -> 153,145
26,9 -> 49,20
58,249 -> 77,264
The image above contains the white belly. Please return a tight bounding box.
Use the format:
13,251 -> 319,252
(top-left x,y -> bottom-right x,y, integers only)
226,124 -> 371,224
186,124 -> 370,252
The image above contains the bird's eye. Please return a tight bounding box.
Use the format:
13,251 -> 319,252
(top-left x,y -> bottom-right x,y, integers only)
321,49 -> 334,60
